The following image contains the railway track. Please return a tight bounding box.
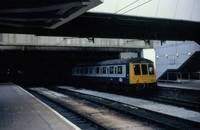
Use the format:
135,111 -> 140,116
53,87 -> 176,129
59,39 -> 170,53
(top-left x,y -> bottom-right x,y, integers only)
29,87 -> 166,130
79,84 -> 200,112
144,95 -> 200,112
143,85 -> 200,112
54,86 -> 200,130
28,89 -> 106,130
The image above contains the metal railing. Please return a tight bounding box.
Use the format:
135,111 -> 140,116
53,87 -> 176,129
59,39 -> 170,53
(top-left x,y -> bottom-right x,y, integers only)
158,72 -> 200,84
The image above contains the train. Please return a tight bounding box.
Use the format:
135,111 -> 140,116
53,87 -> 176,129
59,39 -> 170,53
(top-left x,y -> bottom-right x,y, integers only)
71,57 -> 157,92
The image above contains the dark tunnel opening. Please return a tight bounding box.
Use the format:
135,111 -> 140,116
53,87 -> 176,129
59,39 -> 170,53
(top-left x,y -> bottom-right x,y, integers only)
0,50 -> 120,87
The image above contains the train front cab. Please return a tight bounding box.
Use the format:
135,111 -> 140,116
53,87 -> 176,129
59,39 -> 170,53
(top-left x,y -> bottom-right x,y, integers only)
129,62 -> 157,91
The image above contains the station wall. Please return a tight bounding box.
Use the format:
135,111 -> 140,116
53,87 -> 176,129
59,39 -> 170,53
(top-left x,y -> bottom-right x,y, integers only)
155,41 -> 200,79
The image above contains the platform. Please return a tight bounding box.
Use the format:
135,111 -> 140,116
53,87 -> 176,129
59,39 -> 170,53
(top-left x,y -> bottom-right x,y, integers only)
158,80 -> 200,91
0,83 -> 80,130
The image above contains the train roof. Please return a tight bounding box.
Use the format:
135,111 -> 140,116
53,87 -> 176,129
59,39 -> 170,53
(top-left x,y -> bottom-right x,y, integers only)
77,57 -> 153,67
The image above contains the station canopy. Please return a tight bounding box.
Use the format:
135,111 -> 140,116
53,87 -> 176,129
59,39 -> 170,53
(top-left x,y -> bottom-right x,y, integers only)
0,0 -> 200,41
0,0 -> 102,29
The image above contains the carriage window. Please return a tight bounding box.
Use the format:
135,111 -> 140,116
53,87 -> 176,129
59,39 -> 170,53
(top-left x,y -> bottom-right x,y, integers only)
141,64 -> 148,75
118,66 -> 122,74
72,68 -> 75,74
88,68 -> 92,74
85,68 -> 89,74
110,66 -> 114,74
114,67 -> 117,74
96,67 -> 100,74
99,67 -> 102,74
103,67 -> 107,74
93,68 -> 96,74
83,68 -> 86,74
77,68 -> 80,74
148,64 -> 154,75
107,67 -> 109,74
80,67 -> 83,74
134,64 -> 141,75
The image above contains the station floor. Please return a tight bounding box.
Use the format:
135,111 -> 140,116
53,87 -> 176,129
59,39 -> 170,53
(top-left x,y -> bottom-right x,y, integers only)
0,83 -> 80,130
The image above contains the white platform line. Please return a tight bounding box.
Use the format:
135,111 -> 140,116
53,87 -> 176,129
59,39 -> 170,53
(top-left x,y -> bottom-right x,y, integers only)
17,85 -> 81,130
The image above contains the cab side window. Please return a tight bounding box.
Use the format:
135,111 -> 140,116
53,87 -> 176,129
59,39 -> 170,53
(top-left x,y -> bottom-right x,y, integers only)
148,64 -> 154,75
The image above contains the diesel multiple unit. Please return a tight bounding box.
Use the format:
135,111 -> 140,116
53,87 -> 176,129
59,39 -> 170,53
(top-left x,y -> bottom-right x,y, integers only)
72,57 -> 157,91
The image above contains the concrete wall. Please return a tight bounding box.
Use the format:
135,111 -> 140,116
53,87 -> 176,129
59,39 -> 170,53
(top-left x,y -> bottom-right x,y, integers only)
141,49 -> 156,66
155,41 -> 200,79
120,52 -> 138,59
1,34 -> 35,45
0,33 -> 151,49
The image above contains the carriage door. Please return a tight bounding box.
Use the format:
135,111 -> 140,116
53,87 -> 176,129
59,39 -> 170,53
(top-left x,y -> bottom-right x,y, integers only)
129,63 -> 141,84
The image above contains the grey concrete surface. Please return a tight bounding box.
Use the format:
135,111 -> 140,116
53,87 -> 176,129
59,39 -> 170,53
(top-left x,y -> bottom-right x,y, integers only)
0,83 -> 80,130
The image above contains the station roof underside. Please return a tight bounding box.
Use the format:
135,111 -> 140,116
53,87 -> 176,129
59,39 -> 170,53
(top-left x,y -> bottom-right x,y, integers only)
0,0 -> 102,29
0,0 -> 200,41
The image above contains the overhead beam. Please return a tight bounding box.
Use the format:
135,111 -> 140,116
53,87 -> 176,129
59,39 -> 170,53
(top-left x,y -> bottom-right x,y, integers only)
49,0 -> 103,29
0,0 -> 103,29
0,12 -> 199,41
